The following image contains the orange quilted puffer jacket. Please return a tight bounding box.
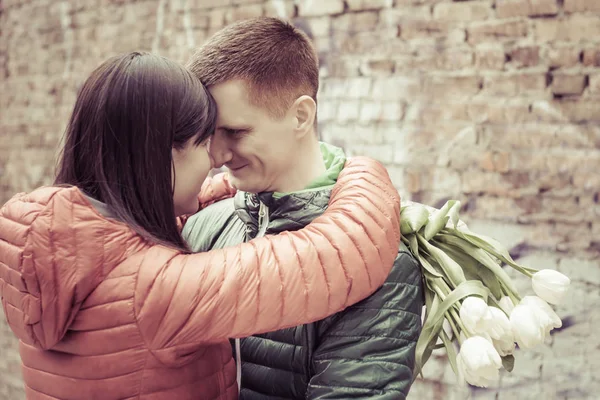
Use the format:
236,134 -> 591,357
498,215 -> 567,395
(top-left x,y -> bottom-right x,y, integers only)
0,157 -> 401,400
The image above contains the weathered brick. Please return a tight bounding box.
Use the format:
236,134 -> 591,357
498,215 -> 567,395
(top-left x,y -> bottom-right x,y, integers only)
347,143 -> 394,164
403,169 -> 422,193
475,44 -> 507,70
409,379 -> 471,400
302,17 -> 331,37
400,20 -> 467,43
232,0 -> 262,4
331,11 -> 379,33
466,195 -> 530,222
336,100 -> 361,122
530,100 -> 569,123
593,220 -> 600,238
324,57 -> 361,77
572,153 -> 600,191
190,0 -> 226,9
467,99 -> 533,124
225,4 -> 264,23
486,123 -> 598,152
359,59 -> 395,76
316,100 -> 338,122
479,151 -> 511,173
390,123 -> 473,160
187,11 -> 210,29
467,19 -> 528,43
379,6 -> 432,29
380,101 -> 405,122
311,36 -> 333,55
423,74 -> 483,100
319,78 -> 346,98
371,76 -> 422,101
359,100 -> 404,123
417,124 -> 480,169
344,77 -> 372,99
208,7 -> 227,28
358,101 -> 383,124
418,352 -> 466,385
509,45 -> 540,68
582,48 -> 600,67
535,15 -> 600,42
479,152 -> 495,172
433,1 -> 493,21
525,196 -> 591,224
542,45 -> 581,68
559,124 -> 600,149
405,102 -> 470,124
297,0 -> 344,17
532,99 -> 600,123
496,0 -> 559,18
482,72 -> 547,97
551,73 -> 587,96
332,29 -> 400,55
583,177 -> 600,203
564,0 -> 600,13
346,0 -> 393,11
321,123 -> 381,148
589,73 -> 600,93
263,0 -> 295,18
414,46 -> 474,70
462,170 -> 521,196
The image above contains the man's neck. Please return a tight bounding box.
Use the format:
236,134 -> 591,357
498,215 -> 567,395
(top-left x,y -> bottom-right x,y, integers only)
273,139 -> 325,193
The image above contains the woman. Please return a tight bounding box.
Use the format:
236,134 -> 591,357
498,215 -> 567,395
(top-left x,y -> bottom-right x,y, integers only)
0,52 -> 401,399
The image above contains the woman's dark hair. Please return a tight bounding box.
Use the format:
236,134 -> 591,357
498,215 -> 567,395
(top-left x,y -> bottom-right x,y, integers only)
55,51 -> 216,251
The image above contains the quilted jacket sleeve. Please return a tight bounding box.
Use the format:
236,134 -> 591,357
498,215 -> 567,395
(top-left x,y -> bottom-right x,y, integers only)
197,173 -> 238,209
306,245 -> 423,400
134,157 -> 402,365
177,173 -> 237,230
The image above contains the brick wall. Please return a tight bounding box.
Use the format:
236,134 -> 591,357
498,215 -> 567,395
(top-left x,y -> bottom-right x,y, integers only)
1,0 -> 599,398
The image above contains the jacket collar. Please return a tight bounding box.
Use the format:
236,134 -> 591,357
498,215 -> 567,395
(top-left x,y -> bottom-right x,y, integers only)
233,189 -> 332,239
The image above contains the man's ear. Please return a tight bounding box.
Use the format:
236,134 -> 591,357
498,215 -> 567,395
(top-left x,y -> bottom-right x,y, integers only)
291,95 -> 316,138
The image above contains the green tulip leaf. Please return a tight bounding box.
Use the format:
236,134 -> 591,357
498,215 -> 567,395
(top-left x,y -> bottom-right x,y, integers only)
440,328 -> 459,377
401,205 -> 430,236
502,355 -> 515,372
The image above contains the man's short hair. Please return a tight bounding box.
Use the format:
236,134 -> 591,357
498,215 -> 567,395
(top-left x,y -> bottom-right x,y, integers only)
187,17 -> 319,119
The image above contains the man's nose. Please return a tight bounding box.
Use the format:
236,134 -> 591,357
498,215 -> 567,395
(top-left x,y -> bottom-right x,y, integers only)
207,133 -> 233,168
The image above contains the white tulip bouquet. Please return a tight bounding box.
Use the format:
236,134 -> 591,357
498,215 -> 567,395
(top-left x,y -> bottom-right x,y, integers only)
402,200 -> 570,387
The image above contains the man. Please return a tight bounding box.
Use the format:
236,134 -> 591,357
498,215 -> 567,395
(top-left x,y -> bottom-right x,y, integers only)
183,17 -> 423,399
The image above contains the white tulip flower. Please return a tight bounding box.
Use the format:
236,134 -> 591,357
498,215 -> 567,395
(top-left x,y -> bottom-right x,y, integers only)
457,335 -> 502,388
520,296 -> 562,333
509,304 -> 546,349
460,297 -> 492,335
498,296 -> 515,316
492,336 -> 516,357
486,306 -> 513,341
532,269 -> 570,305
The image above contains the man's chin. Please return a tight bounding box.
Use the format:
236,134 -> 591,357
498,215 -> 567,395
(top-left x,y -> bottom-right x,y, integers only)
228,175 -> 248,191
228,175 -> 260,193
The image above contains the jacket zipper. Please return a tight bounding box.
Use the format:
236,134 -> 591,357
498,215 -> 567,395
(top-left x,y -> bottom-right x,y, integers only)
256,202 -> 270,238
236,201 -> 270,394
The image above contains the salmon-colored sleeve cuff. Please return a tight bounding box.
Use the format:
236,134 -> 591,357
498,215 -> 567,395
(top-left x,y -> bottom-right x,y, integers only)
198,173 -> 237,209
176,173 -> 237,232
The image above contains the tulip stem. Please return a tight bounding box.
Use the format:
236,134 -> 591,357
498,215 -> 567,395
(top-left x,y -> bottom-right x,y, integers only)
432,282 -> 446,300
507,290 -> 520,305
448,309 -> 465,345
500,286 -> 521,305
